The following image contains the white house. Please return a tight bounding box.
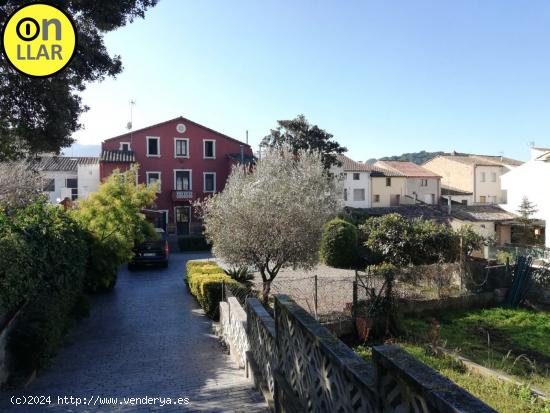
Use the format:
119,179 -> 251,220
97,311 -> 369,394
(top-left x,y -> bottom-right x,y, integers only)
501,147 -> 550,248
30,156 -> 100,203
333,155 -> 379,208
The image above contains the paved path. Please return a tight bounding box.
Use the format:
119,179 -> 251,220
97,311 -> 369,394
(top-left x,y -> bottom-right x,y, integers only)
0,252 -> 268,413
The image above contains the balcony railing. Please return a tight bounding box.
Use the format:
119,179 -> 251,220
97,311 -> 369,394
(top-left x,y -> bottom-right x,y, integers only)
171,190 -> 215,201
171,190 -> 194,201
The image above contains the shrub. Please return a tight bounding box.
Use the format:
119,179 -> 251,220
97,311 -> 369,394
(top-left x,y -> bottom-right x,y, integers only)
224,266 -> 254,284
360,214 -> 485,266
320,218 -> 359,268
0,201 -> 89,383
178,235 -> 211,251
185,260 -> 246,318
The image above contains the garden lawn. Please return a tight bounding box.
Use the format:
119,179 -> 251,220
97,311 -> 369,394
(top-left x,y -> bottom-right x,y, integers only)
355,344 -> 550,413
399,307 -> 550,394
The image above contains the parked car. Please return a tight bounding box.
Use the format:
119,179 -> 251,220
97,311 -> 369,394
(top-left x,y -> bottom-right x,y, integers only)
128,228 -> 169,270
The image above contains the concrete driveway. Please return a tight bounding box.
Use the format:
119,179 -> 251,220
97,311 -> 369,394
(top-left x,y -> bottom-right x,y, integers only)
0,252 -> 268,412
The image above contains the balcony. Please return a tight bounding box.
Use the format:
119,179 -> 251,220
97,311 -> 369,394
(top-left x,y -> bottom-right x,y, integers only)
171,190 -> 194,201
171,190 -> 214,202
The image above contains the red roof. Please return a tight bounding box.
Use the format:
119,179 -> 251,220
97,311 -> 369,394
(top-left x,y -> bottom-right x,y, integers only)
375,161 -> 441,178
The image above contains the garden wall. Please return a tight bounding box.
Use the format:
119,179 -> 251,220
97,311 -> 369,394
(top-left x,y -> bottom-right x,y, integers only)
218,294 -> 497,413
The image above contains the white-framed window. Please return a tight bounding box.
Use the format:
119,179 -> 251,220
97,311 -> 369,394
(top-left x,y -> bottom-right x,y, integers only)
420,179 -> 428,187
353,173 -> 360,180
174,138 -> 189,158
344,188 -> 347,201
386,177 -> 391,187
491,172 -> 497,182
146,136 -> 160,157
66,178 -> 78,200
203,139 -> 216,159
480,172 -> 486,182
146,171 -> 161,193
119,142 -> 131,151
373,194 -> 380,203
174,169 -> 192,190
353,188 -> 365,201
203,172 -> 216,193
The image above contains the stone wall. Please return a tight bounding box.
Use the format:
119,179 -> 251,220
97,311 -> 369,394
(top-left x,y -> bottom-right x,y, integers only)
219,297 -> 248,368
219,294 -> 497,413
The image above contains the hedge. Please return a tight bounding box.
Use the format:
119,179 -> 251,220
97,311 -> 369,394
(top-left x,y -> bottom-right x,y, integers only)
185,260 -> 247,319
0,201 -> 89,384
320,218 -> 359,268
178,236 -> 211,251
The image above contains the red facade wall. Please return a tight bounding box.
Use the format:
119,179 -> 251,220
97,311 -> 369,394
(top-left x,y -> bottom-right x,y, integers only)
100,117 -> 253,234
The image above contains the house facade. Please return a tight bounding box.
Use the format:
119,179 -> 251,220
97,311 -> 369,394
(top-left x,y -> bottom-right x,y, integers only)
29,156 -> 100,203
422,154 -> 522,205
501,147 -> 550,248
99,116 -> 253,235
374,161 -> 441,205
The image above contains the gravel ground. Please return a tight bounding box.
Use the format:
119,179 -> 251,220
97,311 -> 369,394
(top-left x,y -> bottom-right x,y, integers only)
214,258 -> 356,319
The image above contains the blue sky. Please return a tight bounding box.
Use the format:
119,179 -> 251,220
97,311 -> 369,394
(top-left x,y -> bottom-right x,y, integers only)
71,0 -> 550,161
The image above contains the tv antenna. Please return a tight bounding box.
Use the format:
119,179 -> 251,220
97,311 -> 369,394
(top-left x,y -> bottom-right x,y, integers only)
128,99 -> 135,147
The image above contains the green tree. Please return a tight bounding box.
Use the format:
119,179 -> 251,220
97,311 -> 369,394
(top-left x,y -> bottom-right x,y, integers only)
516,196 -> 538,245
71,165 -> 157,291
0,1 -> 157,160
359,214 -> 484,266
261,115 -> 347,170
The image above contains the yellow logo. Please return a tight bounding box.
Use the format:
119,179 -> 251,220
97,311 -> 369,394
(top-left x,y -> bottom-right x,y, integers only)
1,3 -> 77,77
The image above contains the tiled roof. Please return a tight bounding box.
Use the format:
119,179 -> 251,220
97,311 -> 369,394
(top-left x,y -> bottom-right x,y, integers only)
428,154 -> 523,167
336,155 -> 402,176
375,161 -> 441,178
346,206 -> 450,223
451,205 -> 518,222
29,156 -> 99,172
441,186 -> 473,196
100,150 -> 136,163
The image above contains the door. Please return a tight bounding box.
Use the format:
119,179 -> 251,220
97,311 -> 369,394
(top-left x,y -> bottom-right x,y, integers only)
175,206 -> 190,235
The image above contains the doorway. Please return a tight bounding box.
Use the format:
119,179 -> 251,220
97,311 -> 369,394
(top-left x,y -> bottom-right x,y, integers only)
175,206 -> 191,235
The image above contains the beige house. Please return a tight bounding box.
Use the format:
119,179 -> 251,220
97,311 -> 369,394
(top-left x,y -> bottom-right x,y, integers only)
374,161 -> 441,205
422,153 -> 522,205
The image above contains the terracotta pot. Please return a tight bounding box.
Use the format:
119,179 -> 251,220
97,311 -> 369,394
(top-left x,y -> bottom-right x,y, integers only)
355,316 -> 374,341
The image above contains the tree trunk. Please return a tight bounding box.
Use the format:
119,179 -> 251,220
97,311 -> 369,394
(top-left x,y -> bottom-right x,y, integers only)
262,280 -> 271,304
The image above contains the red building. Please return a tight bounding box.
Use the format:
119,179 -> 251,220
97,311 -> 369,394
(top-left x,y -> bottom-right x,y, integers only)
100,116 -> 254,235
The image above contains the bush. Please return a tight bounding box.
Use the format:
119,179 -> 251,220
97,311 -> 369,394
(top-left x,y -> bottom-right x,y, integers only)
224,266 -> 254,284
185,260 -> 246,318
320,218 -> 359,268
178,236 -> 211,251
360,214 -> 484,266
0,201 -> 89,383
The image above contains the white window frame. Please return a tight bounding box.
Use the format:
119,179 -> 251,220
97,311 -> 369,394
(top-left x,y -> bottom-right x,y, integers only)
119,141 -> 131,151
353,173 -> 360,181
373,194 -> 380,203
146,171 -> 162,193
491,172 -> 497,182
174,206 -> 192,227
203,172 -> 216,193
203,139 -> 216,159
146,136 -> 161,157
480,171 -> 486,182
174,137 -> 190,158
420,179 -> 428,187
156,209 -> 169,227
173,169 -> 192,191
353,188 -> 365,202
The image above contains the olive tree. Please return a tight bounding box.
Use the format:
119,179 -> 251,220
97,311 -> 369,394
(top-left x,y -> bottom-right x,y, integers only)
200,148 -> 342,302
0,161 -> 43,210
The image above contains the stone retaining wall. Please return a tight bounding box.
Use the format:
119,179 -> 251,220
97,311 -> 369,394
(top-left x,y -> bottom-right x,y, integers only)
219,294 -> 497,413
